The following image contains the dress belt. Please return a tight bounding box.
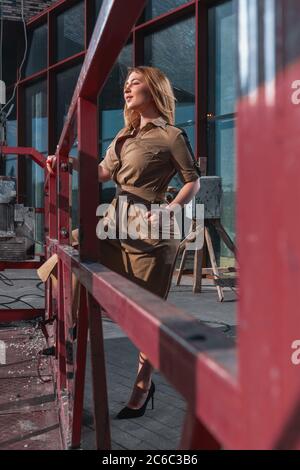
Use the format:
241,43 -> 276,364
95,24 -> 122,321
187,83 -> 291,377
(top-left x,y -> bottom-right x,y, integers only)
115,186 -> 165,207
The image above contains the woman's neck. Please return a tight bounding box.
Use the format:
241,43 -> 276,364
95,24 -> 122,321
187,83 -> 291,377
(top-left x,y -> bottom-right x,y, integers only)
139,109 -> 161,130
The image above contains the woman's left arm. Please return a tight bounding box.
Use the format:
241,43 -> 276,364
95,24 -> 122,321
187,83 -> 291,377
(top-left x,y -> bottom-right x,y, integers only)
145,179 -> 200,222
166,179 -> 200,212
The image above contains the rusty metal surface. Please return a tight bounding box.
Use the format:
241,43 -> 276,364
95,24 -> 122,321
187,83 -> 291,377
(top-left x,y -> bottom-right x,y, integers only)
0,323 -> 62,450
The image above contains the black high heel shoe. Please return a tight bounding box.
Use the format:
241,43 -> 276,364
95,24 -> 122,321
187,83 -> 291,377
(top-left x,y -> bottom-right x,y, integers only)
116,381 -> 155,419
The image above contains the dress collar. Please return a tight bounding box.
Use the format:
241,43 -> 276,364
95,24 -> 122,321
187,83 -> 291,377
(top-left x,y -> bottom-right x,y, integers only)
129,116 -> 168,133
147,116 -> 168,129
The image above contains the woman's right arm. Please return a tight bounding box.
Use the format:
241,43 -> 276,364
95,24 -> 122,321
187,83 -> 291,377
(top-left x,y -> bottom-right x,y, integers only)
98,164 -> 111,182
46,155 -> 111,182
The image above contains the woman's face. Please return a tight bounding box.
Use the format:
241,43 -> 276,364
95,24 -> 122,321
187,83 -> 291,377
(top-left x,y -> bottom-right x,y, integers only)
124,71 -> 153,112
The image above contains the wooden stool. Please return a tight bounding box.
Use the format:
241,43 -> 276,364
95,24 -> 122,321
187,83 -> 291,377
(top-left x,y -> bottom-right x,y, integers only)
174,177 -> 237,302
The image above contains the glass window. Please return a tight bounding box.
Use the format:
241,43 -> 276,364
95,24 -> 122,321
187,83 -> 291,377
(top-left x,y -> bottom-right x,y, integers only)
98,43 -> 132,202
24,24 -> 47,77
208,2 -> 237,116
56,64 -> 82,228
144,16 -> 195,189
25,80 -> 48,155
25,80 -> 48,254
208,0 -> 237,265
3,155 -> 16,178
144,0 -> 191,20
6,98 -> 17,147
4,99 -> 17,177
56,2 -> 84,62
55,63 -> 82,142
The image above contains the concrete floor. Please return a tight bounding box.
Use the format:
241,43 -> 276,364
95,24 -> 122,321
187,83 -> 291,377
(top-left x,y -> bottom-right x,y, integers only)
0,268 -> 237,450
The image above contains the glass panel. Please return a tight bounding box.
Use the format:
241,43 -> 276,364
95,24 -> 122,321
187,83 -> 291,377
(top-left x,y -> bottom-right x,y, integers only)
56,64 -> 81,228
145,0 -> 191,20
24,23 -> 47,77
208,1 -> 237,266
55,63 -> 82,142
215,117 -> 236,263
144,16 -> 195,189
35,213 -> 45,256
5,99 -> 17,177
56,2 -> 84,62
25,80 -> 48,254
25,79 -> 48,206
69,133 -> 79,230
4,155 -> 17,178
208,1 -> 237,116
98,44 -> 133,202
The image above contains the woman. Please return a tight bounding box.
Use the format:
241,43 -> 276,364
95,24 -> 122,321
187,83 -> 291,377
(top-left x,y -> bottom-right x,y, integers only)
46,66 -> 200,419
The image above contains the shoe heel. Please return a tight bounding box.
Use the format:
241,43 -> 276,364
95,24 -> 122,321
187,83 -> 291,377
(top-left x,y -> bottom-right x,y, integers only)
151,394 -> 154,410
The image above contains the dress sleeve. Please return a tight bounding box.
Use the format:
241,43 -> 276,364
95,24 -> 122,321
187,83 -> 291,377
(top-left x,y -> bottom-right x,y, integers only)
170,132 -> 201,184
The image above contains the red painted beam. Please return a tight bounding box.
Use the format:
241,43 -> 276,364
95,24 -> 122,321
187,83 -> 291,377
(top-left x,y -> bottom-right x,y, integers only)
0,261 -> 43,270
237,60 -> 300,449
0,309 -> 45,322
1,146 -> 46,168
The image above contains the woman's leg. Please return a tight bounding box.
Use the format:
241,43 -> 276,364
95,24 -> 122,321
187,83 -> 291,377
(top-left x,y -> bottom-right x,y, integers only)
122,241 -> 181,409
126,352 -> 154,409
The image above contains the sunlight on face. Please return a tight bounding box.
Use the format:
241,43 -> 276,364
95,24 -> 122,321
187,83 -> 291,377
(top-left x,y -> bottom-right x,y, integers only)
123,71 -> 153,111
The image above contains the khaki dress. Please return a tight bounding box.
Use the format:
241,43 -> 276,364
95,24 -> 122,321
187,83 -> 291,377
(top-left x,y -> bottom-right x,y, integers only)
98,116 -> 200,300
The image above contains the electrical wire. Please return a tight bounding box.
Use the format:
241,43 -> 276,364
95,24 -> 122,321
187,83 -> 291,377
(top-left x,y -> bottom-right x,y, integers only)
0,273 -> 45,308
1,0 -> 28,113
0,271 -> 13,286
0,293 -> 44,309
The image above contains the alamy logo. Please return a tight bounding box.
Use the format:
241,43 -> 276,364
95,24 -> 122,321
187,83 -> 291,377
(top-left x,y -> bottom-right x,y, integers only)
291,80 -> 300,105
96,198 -> 205,251
0,340 -> 6,365
291,340 -> 300,365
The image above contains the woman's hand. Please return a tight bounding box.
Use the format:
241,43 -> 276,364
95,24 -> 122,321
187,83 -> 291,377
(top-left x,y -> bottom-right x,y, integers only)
46,155 -> 57,174
144,205 -> 178,230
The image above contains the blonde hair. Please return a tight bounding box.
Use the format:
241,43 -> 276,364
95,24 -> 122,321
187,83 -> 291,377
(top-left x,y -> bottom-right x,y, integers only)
123,66 -> 176,130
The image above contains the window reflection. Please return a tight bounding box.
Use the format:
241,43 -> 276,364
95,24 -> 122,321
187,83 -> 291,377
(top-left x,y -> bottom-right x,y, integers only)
25,80 -> 48,156
5,99 -> 17,178
98,43 -> 132,201
56,2 -> 84,62
25,24 -> 47,77
55,63 -> 82,142
208,0 -> 237,265
99,44 -> 132,152
25,80 -> 48,254
145,0 -> 191,20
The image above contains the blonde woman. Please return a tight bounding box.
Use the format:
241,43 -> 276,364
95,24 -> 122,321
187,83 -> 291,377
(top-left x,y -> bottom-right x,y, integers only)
46,66 -> 200,419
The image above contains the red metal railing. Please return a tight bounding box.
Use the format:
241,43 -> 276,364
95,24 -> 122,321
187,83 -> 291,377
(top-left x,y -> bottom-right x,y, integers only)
42,0 -> 300,451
